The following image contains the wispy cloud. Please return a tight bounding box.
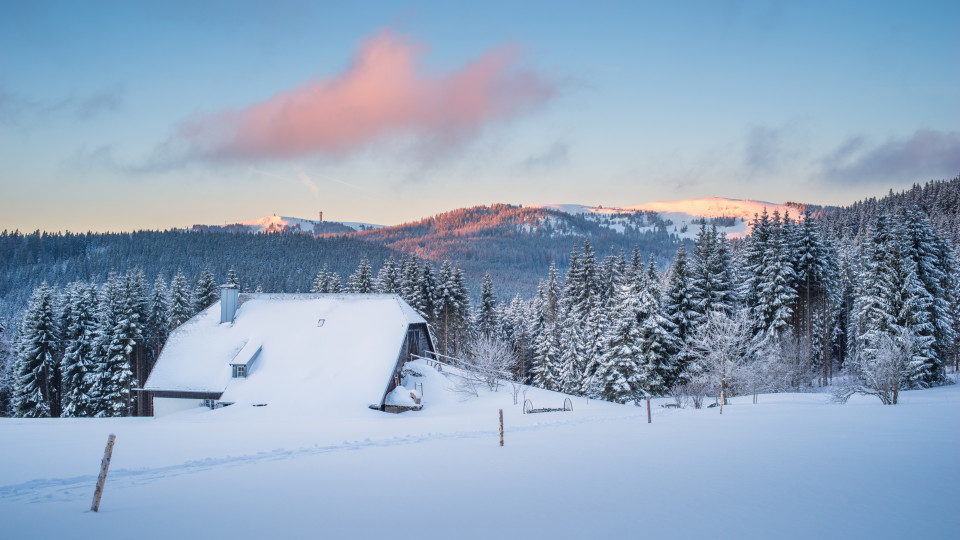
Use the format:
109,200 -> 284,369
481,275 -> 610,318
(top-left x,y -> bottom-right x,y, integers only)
743,122 -> 805,176
249,166 -> 379,200
168,29 -> 556,165
294,169 -> 321,199
43,84 -> 124,119
249,167 -> 319,199
0,84 -> 123,123
518,140 -> 569,171
820,129 -> 960,184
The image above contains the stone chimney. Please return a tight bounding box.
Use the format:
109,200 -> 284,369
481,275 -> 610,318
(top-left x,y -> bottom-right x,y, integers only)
220,284 -> 240,324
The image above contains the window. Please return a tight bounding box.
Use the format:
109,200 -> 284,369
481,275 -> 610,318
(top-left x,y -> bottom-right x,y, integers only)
232,365 -> 247,378
201,399 -> 216,409
317,319 -> 325,327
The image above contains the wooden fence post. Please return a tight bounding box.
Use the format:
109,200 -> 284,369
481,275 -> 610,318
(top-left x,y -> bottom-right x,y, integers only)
499,409 -> 504,447
646,396 -> 651,424
91,434 -> 116,512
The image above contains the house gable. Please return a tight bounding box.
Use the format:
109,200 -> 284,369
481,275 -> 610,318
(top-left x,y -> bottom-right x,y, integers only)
144,293 -> 430,415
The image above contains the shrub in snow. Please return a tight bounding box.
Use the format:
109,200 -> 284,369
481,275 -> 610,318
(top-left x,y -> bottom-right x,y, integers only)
834,330 -> 915,405
684,309 -> 755,407
464,334 -> 518,392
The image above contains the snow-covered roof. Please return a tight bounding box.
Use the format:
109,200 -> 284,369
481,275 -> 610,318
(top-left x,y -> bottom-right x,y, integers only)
144,293 -> 426,410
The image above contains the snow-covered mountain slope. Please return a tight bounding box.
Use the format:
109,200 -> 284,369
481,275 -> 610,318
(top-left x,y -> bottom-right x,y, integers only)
193,215 -> 384,235
534,197 -> 797,239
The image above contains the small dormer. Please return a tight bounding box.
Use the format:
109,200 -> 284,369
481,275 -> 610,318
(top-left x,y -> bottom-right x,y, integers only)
229,340 -> 262,378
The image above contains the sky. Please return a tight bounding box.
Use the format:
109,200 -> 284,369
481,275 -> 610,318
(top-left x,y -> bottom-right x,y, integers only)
1,0 -> 958,232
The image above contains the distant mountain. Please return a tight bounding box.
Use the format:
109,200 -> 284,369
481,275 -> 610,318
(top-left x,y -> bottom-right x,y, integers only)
191,215 -> 384,235
186,198 -> 805,299
534,197 -> 798,239
350,203 -> 684,299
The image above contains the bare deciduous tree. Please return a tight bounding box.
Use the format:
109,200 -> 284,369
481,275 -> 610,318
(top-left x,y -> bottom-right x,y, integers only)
684,309 -> 755,413
834,331 -> 912,405
451,334 -> 519,399
467,334 -> 518,391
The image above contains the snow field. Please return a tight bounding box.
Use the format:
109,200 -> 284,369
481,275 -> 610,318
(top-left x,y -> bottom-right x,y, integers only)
1,366 -> 957,539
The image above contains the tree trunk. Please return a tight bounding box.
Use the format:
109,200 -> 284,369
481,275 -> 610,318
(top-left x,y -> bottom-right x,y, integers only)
720,355 -> 726,414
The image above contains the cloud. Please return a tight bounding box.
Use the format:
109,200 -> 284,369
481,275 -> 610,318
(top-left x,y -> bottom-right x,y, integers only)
59,144 -> 121,172
0,84 -> 123,123
173,29 -> 556,164
743,122 -> 806,176
518,140 -> 569,171
40,84 -> 124,119
821,130 -> 960,183
295,169 -> 321,199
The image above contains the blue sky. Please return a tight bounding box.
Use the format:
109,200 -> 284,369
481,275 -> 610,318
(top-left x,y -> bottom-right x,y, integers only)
1,0 -> 958,232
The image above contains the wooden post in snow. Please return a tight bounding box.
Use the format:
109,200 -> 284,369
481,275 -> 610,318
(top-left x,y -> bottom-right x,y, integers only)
646,395 -> 651,423
90,434 -> 116,512
499,409 -> 504,447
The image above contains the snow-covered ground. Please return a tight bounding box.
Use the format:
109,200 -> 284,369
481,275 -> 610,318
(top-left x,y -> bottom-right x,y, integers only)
2,363 -> 957,539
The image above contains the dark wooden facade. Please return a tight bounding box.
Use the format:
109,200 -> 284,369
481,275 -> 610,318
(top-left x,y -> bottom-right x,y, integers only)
137,389 -> 224,416
379,322 -> 435,411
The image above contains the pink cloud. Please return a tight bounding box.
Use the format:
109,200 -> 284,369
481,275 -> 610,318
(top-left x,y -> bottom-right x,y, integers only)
179,30 -> 555,162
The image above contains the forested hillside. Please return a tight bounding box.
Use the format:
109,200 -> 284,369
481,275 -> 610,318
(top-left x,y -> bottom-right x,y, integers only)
3,175 -> 960,419
818,175 -> 960,243
351,203 -> 684,299
0,230 -> 401,323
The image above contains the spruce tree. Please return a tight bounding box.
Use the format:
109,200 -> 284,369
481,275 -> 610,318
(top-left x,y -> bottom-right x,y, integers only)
0,316 -> 13,417
325,268 -> 342,293
348,257 -> 374,293
532,294 -> 561,391
193,266 -> 219,312
434,261 -> 470,356
60,282 -> 98,417
901,207 -> 954,385
375,257 -> 399,294
92,273 -> 137,417
168,269 -> 193,328
226,267 -> 240,288
739,209 -> 772,317
531,268 -> 562,390
310,266 -> 327,293
504,294 -> 533,381
793,209 -> 839,384
560,242 -> 601,394
594,281 -> 643,404
145,274 -> 170,369
557,316 -> 585,395
13,284 -> 60,418
690,223 -> 736,318
398,256 -> 422,307
475,272 -> 498,338
853,213 -> 933,388
311,264 -> 341,293
417,261 -> 438,321
664,243 -> 697,382
755,211 -> 798,343
636,256 -> 679,394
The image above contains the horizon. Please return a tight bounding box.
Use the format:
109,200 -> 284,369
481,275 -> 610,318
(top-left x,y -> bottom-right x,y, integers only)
3,194 -> 835,235
2,1 -> 958,232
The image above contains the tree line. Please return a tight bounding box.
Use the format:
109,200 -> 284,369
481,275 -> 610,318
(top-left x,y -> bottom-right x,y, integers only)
1,186 -> 958,415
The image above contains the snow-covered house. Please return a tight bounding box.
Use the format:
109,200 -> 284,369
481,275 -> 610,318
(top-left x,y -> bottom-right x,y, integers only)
142,288 -> 434,416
